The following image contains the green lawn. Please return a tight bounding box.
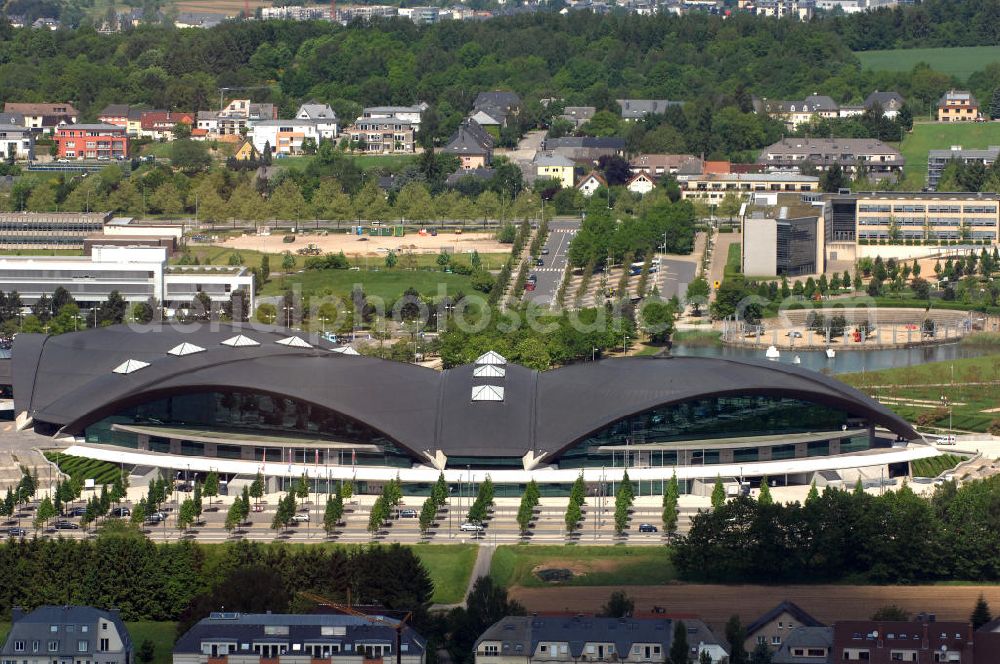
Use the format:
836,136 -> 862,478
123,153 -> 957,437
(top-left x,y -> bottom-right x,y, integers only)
898,122 -> 1000,189
841,353 -> 1000,432
43,452 -> 123,485
126,622 -> 177,664
490,545 -> 674,589
856,46 -> 1000,80
0,249 -> 83,257
411,544 -> 478,604
912,454 -> 966,478
259,267 -> 477,301
725,242 -> 741,277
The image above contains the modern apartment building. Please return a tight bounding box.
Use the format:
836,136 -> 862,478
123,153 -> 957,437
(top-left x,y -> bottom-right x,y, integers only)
173,613 -> 426,664
54,124 -> 129,160
759,138 -> 904,181
0,212 -> 113,248
743,211 -> 823,277
0,605 -> 132,664
0,124 -> 34,160
854,192 -> 999,243
346,118 -> 415,153
926,145 -> 1000,190
677,172 -> 819,200
361,105 -> 426,131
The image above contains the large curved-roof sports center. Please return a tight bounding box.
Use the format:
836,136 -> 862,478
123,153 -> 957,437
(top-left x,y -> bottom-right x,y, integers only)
3,324 -> 937,495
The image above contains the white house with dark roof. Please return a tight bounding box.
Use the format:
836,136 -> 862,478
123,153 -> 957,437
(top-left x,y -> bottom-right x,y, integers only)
1,605 -> 132,664
616,99 -> 683,122
296,101 -> 339,139
362,105 -> 427,131
626,172 -> 656,195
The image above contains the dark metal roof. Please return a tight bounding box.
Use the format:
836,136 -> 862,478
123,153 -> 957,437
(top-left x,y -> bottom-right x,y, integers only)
14,325 -> 919,460
475,616 -> 674,659
745,601 -> 825,637
3,605 -> 132,656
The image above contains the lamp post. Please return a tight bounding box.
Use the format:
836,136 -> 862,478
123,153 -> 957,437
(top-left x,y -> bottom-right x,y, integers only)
622,333 -> 629,356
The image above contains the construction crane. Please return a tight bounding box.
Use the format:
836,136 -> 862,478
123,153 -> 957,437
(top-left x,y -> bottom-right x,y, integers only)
297,590 -> 412,664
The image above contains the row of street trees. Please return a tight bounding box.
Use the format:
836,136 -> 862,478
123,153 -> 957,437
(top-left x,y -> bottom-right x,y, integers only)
516,480 -> 541,536
565,474 -> 586,535
419,473 -> 449,535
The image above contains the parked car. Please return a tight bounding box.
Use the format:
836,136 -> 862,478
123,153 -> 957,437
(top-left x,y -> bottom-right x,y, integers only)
64,507 -> 86,517
291,513 -> 310,522
7,527 -> 27,537
252,504 -> 265,513
460,522 -> 484,532
54,520 -> 80,530
534,258 -> 544,266
638,523 -> 658,533
110,507 -> 131,518
399,509 -> 418,518
145,512 -> 167,524
541,247 -> 549,255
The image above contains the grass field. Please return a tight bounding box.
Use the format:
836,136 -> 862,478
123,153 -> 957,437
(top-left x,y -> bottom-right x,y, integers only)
491,545 -> 674,589
279,154 -> 418,172
672,329 -> 723,346
898,122 -> 1000,189
856,46 -> 1000,80
43,452 -> 123,485
411,544 -> 478,604
127,622 -> 177,664
259,267 -> 477,301
911,453 -> 966,478
841,353 -> 1000,432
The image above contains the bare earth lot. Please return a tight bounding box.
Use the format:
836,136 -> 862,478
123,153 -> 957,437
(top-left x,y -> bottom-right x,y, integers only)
216,231 -> 508,257
510,585 -> 1000,630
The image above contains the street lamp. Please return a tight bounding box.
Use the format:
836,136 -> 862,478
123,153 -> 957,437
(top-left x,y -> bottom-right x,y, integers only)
622,333 -> 629,356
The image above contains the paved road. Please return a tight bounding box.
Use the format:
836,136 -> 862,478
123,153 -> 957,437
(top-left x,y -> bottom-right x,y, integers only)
657,258 -> 697,301
525,218 -> 579,307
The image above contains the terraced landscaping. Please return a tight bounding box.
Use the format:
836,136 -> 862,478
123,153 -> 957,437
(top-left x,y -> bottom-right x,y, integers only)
911,454 -> 966,478
43,452 -> 124,485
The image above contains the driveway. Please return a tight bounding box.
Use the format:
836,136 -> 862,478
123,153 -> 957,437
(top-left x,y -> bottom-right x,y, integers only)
525,218 -> 579,307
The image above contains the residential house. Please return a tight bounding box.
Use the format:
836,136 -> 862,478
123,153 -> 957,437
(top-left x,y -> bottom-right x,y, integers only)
541,136 -> 625,164
864,90 -> 905,119
234,139 -> 260,162
938,90 -> 979,122
32,17 -> 60,29
927,145 -> 1000,190
261,5 -> 328,19
758,138 -> 904,181
626,172 -> 656,194
678,172 -> 819,200
744,601 -> 825,653
831,617 -> 973,663
753,97 -> 834,130
141,111 -> 195,141
347,118 -> 415,153
473,91 -> 521,128
974,617 -> 1000,663
752,0 -> 815,19
470,110 -> 503,138
0,605 -> 132,664
576,171 -> 607,197
251,120 -> 320,156
54,124 -> 129,160
630,154 -> 700,177
212,100 -> 278,137
616,99 -> 684,122
558,106 -> 596,128
533,152 -> 576,188
770,627 -> 833,664
196,111 -> 218,136
3,103 -> 79,133
0,113 -> 24,127
335,5 -> 398,21
401,6 -> 443,23
442,119 -> 494,170
5,15 -> 26,27
98,104 -> 132,129
0,124 -> 34,160
296,101 -> 339,139
172,612 -> 426,664
362,105 -> 426,132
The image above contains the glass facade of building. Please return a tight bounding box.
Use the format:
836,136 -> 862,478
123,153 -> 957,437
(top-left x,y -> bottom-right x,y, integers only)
558,395 -> 858,469
83,390 -> 416,467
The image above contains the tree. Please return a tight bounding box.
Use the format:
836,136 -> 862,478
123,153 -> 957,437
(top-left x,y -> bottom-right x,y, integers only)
758,477 -> 773,505
670,621 -> 689,664
225,499 -> 243,535
871,605 -> 909,621
250,472 -> 264,504
641,299 -> 676,343
177,498 -> 197,532
806,480 -> 819,504
99,290 -> 127,325
419,496 -> 436,535
203,471 -> 219,505
749,642 -> 772,664
663,472 -> 679,535
972,595 -> 993,629
34,496 -> 56,530
324,491 -> 344,535
565,501 -> 582,534
711,476 -> 725,509
432,472 -> 449,507
590,591 -> 632,619
137,640 -> 155,664
725,615 -> 748,664
170,139 -> 212,174
295,474 -> 310,504
821,163 -> 848,193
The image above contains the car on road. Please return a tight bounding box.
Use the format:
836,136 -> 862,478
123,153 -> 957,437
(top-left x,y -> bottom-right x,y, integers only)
524,281 -> 535,292
398,509 -> 417,518
460,522 -> 484,532
110,507 -> 131,518
64,507 -> 86,517
534,258 -> 544,266
541,247 -> 549,255
252,504 -> 265,512
7,527 -> 27,537
145,512 -> 167,524
638,523 -> 658,533
54,520 -> 80,530
291,513 -> 310,522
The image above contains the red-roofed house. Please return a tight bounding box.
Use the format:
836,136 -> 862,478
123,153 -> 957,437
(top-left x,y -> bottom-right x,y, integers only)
703,160 -> 732,174
140,111 -> 194,140
576,171 -> 607,197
